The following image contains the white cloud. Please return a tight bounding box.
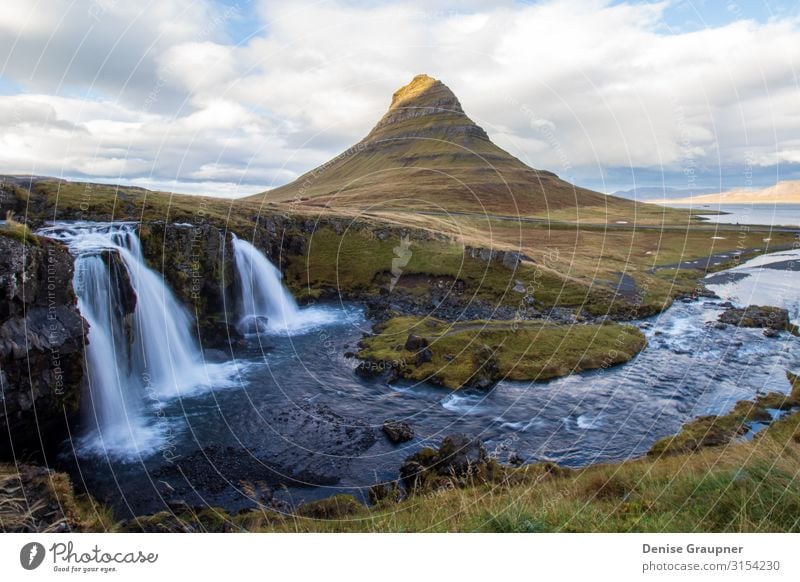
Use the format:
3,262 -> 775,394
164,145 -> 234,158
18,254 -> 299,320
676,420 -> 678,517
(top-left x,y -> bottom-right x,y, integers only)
0,0 -> 798,196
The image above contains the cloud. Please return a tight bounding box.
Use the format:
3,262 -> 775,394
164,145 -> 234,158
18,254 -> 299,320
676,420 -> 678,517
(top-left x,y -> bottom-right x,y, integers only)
0,0 -> 798,196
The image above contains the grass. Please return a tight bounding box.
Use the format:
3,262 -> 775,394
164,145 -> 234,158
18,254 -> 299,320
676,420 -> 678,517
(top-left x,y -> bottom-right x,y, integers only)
0,463 -> 115,533
287,225 -> 594,306
1,211 -> 39,245
357,315 -> 647,388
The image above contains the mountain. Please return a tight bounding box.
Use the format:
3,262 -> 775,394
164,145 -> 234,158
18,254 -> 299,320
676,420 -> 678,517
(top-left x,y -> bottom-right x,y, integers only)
613,186 -> 722,201
662,180 -> 800,205
247,74 -> 643,217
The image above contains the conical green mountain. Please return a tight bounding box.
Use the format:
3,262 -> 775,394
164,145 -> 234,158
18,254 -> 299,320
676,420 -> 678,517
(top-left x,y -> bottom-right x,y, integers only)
251,74 -> 637,217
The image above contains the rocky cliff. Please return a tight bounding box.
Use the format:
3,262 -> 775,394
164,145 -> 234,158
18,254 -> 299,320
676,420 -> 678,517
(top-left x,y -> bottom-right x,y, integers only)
0,232 -> 87,460
133,214 -> 472,340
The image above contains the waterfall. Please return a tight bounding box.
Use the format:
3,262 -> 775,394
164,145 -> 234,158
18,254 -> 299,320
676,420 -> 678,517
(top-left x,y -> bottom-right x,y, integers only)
231,234 -> 301,332
39,223 -> 232,459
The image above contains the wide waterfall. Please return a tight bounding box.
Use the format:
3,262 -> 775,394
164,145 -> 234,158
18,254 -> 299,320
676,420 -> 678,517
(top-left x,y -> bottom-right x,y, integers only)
39,223 -> 238,460
231,234 -> 300,332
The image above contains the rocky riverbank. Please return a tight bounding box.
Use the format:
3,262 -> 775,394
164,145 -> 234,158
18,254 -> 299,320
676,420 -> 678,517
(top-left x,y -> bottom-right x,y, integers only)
0,230 -> 86,460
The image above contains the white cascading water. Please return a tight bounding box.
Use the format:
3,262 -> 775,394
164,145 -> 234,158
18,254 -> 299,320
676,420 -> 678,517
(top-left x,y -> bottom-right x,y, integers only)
230,234 -> 340,334
231,234 -> 300,332
39,223 -> 237,459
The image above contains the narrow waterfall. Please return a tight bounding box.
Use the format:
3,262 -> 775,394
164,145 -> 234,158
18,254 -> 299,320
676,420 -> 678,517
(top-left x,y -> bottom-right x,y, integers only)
39,223 -> 211,458
231,234 -> 301,332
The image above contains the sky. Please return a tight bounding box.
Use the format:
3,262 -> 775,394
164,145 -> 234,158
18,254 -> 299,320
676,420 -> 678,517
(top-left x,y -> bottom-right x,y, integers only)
1,0 -> 799,198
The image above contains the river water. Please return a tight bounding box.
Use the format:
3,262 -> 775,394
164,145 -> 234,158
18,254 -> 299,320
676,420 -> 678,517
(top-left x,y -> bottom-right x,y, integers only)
39,223 -> 800,517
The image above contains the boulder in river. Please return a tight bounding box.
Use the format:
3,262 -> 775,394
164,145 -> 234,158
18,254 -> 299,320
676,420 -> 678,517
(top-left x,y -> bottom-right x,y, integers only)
718,305 -> 794,334
382,420 -> 414,444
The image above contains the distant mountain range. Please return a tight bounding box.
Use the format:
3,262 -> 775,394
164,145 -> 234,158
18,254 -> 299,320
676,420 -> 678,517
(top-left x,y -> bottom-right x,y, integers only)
660,180 -> 800,205
612,186 -> 722,201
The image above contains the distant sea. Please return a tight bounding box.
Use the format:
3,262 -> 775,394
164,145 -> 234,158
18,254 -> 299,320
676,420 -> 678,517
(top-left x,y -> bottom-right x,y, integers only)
666,203 -> 800,227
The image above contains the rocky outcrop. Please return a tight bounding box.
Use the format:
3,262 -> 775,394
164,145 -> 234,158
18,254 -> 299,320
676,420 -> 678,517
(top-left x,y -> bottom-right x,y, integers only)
399,434 -> 502,493
137,222 -> 234,344
382,420 -> 414,444
718,305 -> 795,335
0,233 -> 86,460
134,217 -> 462,337
465,246 -> 528,271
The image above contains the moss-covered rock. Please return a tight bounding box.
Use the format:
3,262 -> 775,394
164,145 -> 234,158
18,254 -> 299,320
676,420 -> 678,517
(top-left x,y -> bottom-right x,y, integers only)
719,305 -> 796,335
399,434 -> 509,494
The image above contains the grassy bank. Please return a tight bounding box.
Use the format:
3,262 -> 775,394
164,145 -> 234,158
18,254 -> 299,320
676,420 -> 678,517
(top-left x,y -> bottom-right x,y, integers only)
0,463 -> 114,532
356,316 -> 646,388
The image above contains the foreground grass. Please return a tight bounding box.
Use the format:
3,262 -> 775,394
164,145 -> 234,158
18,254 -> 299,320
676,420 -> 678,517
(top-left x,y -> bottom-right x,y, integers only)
357,316 -> 646,388
0,463 -> 114,533
1,211 -> 39,245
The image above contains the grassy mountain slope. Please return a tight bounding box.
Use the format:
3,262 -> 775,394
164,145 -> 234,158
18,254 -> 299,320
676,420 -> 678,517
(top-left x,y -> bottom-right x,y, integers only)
248,75 -> 683,222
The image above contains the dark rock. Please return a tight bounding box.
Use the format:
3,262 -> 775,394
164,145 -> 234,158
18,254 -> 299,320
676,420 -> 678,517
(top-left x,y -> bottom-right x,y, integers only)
202,348 -> 228,361
285,234 -> 306,255
437,434 -> 487,477
404,334 -> 429,351
719,305 -> 791,331
136,222 -> 235,343
763,328 -> 780,338
383,420 -> 414,444
416,347 -> 433,364
507,452 -> 524,466
355,359 -> 388,378
100,249 -> 137,315
0,235 -> 87,460
467,344 -> 499,389
399,459 -> 426,490
399,434 -> 494,493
